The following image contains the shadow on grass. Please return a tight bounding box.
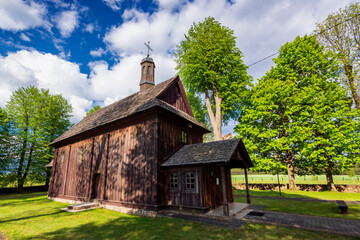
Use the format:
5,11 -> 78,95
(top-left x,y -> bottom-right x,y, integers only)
33,215 -> 216,240
0,210 -> 64,224
0,195 -> 50,207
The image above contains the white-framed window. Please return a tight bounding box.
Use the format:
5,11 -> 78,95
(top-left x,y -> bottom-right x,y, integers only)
185,172 -> 197,191
170,173 -> 179,189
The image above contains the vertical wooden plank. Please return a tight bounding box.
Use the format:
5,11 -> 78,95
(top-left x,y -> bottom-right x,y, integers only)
63,145 -> 71,196
102,133 -> 110,200
221,165 -> 229,216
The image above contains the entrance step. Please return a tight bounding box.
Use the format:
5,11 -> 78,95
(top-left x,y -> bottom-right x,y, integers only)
62,202 -> 100,212
206,203 -> 250,217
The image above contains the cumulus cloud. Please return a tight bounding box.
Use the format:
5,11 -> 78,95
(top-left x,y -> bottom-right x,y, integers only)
19,33 -> 31,42
55,10 -> 79,37
0,50 -> 176,122
68,96 -> 93,122
0,50 -> 89,121
104,0 -> 356,81
0,0 -> 48,31
85,23 -> 95,33
90,48 -> 106,57
102,0 -> 123,11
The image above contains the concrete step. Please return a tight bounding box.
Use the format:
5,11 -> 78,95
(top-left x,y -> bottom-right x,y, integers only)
235,208 -> 253,219
67,202 -> 100,211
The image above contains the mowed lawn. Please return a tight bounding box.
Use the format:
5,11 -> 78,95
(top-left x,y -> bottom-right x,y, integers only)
0,193 -> 355,240
234,189 -> 360,220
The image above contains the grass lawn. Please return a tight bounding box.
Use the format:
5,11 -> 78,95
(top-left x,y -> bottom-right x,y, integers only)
233,189 -> 360,201
234,189 -> 360,220
231,174 -> 360,185
0,193 -> 354,240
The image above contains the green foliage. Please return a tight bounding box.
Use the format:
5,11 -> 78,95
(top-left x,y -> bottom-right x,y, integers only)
175,17 -> 251,138
86,105 -> 101,117
3,86 -> 72,188
315,2 -> 360,110
0,107 -> 12,176
235,35 -> 360,186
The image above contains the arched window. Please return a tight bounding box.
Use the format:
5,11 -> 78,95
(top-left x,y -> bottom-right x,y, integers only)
147,65 -> 151,74
142,66 -> 146,74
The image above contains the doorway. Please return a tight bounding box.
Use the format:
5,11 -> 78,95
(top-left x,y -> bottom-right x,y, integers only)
91,173 -> 101,199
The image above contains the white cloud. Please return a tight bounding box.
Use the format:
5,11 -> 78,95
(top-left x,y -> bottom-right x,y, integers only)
85,23 -> 95,33
90,48 -> 106,57
0,49 -> 176,123
19,33 -> 31,42
68,96 -> 92,122
55,10 -> 79,37
104,0 -> 356,82
0,50 -> 89,122
102,0 -> 123,11
88,53 -> 176,101
0,0 -> 48,31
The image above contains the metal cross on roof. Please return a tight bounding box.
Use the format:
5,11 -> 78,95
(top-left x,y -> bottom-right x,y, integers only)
144,41 -> 153,57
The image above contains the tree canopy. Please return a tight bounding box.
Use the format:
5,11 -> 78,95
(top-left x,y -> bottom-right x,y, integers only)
175,17 -> 251,140
235,35 -> 360,189
4,86 -> 72,189
315,2 -> 360,111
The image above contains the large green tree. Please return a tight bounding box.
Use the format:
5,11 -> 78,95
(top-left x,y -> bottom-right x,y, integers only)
298,80 -> 360,190
235,35 -> 359,189
175,17 -> 251,140
315,2 -> 360,111
5,86 -> 72,190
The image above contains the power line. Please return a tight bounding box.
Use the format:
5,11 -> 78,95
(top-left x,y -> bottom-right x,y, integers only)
247,12 -> 360,67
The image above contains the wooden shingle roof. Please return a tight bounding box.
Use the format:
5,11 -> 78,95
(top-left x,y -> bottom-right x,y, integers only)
162,138 -> 253,168
50,76 -> 208,146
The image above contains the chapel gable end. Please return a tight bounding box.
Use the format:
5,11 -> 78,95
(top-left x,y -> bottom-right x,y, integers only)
157,79 -> 194,117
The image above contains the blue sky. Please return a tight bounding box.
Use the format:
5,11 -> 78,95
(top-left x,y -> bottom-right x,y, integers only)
0,0 -> 357,135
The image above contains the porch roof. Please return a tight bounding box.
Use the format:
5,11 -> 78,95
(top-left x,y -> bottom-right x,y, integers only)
162,138 -> 253,168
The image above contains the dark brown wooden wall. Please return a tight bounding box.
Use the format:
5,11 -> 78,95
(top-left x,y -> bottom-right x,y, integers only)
49,115 -> 160,207
158,82 -> 193,116
105,118 -> 158,205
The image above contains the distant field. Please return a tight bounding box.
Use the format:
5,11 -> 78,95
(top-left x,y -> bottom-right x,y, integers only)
231,174 -> 360,185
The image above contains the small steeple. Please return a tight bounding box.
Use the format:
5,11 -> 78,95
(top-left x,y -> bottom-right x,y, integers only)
140,42 -> 155,92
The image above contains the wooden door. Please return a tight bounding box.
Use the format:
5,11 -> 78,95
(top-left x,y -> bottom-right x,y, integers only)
208,166 -> 222,209
91,173 -> 101,199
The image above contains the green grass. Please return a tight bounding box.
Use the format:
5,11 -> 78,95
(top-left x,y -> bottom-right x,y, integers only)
233,189 -> 360,201
0,193 -> 354,240
231,174 -> 360,185
234,189 -> 360,220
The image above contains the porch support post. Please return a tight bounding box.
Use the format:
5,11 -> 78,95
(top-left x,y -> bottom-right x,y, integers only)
221,165 -> 229,216
244,167 -> 251,204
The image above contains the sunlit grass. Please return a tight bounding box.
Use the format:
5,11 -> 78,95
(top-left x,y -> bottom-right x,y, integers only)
234,190 -> 360,220
0,193 -> 353,240
233,189 -> 360,201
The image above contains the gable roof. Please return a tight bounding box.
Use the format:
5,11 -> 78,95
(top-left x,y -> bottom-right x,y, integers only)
162,138 -> 253,168
50,76 -> 209,146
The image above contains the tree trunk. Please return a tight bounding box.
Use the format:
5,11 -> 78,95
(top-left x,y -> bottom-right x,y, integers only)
19,128 -> 37,191
17,124 -> 28,190
204,88 -> 223,140
325,163 -> 337,191
285,153 -> 296,189
344,64 -> 360,111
